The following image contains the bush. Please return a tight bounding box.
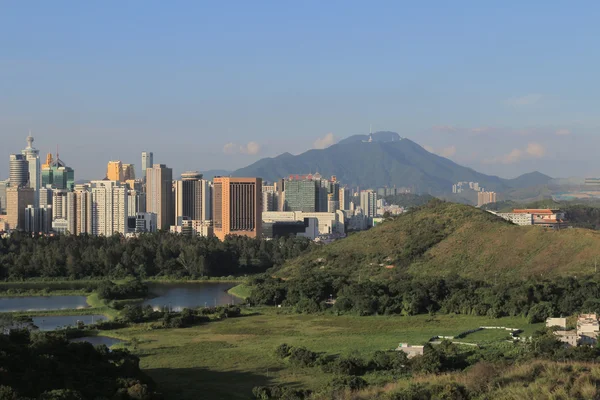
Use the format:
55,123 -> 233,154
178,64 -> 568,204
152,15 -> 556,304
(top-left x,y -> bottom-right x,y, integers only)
275,343 -> 292,359
288,347 -> 317,367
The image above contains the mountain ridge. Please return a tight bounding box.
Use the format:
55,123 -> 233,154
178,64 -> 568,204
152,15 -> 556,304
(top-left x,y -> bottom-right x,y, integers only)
231,132 -> 552,194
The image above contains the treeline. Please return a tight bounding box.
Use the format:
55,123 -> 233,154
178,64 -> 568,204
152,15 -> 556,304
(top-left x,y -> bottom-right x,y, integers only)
0,329 -> 161,399
0,232 -> 313,280
247,272 -> 600,321
97,279 -> 148,300
254,330 -> 600,400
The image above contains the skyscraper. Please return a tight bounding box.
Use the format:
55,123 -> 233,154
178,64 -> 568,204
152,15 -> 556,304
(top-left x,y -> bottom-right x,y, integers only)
9,154 -> 28,188
284,177 -> 318,212
175,172 -> 211,223
141,152 -> 153,177
41,152 -> 75,191
22,135 -> 40,206
6,187 -> 34,230
0,180 -> 8,214
213,177 -> 262,240
91,180 -> 128,236
360,190 -> 378,218
107,161 -> 124,181
122,164 -> 135,180
146,164 -> 174,230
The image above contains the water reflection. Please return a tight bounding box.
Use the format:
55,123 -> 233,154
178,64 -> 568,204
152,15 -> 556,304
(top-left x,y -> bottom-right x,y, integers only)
33,315 -> 107,331
142,282 -> 239,311
0,296 -> 89,312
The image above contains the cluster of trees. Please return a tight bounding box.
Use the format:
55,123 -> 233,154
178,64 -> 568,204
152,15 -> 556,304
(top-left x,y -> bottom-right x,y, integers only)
247,272 -> 600,321
97,279 -> 148,300
0,232 -> 313,280
120,304 -> 241,329
0,329 -> 161,399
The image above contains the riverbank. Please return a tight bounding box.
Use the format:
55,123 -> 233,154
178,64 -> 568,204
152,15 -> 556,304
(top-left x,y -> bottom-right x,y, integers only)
227,284 -> 251,299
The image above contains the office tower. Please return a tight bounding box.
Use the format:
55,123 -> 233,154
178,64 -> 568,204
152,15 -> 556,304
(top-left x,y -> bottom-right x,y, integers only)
6,187 -> 34,230
41,152 -> 75,191
25,205 -> 52,233
21,135 -> 40,206
135,212 -> 157,233
9,154 -> 28,187
146,164 -> 174,230
284,177 -> 318,212
262,189 -> 277,212
360,190 -> 378,218
91,180 -> 128,236
175,172 -> 212,223
107,161 -> 124,181
0,180 -> 8,214
66,189 -> 93,235
123,164 -> 135,180
213,177 -> 262,240
141,152 -> 153,176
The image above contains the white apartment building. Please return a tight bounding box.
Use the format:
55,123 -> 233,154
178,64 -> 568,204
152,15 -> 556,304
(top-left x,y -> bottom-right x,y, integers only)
91,180 -> 128,236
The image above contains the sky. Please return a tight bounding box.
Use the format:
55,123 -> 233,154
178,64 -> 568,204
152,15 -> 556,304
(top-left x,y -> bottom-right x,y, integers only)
1,1 -> 600,180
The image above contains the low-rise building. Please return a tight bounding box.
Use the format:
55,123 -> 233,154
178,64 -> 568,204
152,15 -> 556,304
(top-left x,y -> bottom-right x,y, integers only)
546,318 -> 567,329
577,313 -> 599,345
512,209 -> 568,229
395,343 -> 424,358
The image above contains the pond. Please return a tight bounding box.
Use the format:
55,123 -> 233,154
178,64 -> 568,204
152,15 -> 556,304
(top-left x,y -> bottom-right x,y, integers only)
70,336 -> 123,347
0,296 -> 89,312
32,315 -> 107,331
142,282 -> 240,311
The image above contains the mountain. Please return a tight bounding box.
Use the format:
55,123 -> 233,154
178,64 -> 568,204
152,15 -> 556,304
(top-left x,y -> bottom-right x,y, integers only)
277,201 -> 600,282
505,171 -> 553,189
232,132 -> 544,194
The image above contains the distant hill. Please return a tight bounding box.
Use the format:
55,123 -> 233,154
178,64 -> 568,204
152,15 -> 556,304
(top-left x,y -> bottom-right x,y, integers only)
276,201 -> 600,282
232,132 -> 550,195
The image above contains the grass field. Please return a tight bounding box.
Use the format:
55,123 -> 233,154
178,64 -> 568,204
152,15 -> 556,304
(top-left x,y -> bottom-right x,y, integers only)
104,309 -> 541,400
227,284 -> 252,299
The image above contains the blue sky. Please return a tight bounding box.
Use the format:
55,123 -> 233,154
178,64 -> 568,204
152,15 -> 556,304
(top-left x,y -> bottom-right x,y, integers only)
1,1 -> 599,180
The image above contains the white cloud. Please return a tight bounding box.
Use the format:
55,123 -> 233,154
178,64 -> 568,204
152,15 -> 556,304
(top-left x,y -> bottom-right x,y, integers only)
423,145 -> 435,153
506,94 -> 543,107
484,142 -> 545,164
222,141 -> 261,155
556,128 -> 571,136
313,133 -> 336,149
431,125 -> 458,133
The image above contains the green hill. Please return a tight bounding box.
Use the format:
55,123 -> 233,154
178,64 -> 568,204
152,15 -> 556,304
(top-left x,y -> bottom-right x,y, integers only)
277,200 -> 600,282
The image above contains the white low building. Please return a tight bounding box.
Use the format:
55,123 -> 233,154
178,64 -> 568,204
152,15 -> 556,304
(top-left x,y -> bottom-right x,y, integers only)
262,211 -> 345,235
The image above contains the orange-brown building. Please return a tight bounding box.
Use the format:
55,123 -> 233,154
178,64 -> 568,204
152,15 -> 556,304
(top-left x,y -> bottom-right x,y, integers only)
512,209 -> 568,229
107,161 -> 124,182
213,177 -> 262,240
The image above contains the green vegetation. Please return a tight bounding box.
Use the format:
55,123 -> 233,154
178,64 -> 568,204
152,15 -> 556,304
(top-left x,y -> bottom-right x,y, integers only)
228,284 -> 252,299
383,193 -> 434,208
278,200 -> 600,281
0,232 -> 312,280
0,329 -> 160,399
97,309 -> 539,399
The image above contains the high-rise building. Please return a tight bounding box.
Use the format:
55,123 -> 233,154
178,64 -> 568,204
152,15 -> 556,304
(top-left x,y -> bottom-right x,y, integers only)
91,180 -> 128,236
360,190 -> 378,218
146,164 -> 174,230
0,180 -> 8,214
339,187 -> 350,210
6,187 -> 35,230
284,177 -> 318,212
22,135 -> 40,206
52,190 -> 68,221
9,154 -> 28,188
175,172 -> 211,223
123,164 -> 135,180
107,161 -> 124,181
327,193 -> 339,213
141,152 -> 153,178
213,177 -> 262,240
39,187 -> 53,208
25,205 -> 52,233
41,153 -> 75,191
477,191 -> 497,207
66,189 -> 93,235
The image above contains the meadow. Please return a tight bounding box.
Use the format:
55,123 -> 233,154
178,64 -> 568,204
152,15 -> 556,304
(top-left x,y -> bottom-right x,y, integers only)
106,308 -> 541,400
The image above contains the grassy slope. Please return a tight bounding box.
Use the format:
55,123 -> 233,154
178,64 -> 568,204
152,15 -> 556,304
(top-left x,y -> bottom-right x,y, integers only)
110,309 -> 538,400
227,284 -> 252,299
278,201 -> 600,281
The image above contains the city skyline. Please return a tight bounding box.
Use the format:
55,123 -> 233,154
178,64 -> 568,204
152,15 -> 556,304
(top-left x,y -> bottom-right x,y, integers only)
3,2 -> 600,179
